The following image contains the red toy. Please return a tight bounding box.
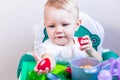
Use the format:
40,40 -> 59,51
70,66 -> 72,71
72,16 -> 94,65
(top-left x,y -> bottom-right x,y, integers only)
37,58 -> 51,71
78,37 -> 84,46
78,37 -> 88,46
63,67 -> 71,78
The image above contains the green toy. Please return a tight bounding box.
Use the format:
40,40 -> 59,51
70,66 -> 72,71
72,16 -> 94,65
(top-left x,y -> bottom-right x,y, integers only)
27,71 -> 47,80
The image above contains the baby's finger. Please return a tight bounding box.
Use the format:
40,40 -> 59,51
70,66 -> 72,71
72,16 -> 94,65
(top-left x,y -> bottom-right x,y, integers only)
34,67 -> 38,72
38,69 -> 43,74
80,44 -> 91,51
43,67 -> 50,74
81,39 -> 89,44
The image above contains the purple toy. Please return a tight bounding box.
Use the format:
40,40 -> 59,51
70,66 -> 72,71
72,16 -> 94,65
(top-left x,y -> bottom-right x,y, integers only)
98,70 -> 112,80
99,57 -> 120,80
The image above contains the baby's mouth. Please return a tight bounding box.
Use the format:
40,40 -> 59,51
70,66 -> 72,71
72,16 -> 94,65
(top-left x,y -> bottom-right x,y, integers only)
57,36 -> 65,38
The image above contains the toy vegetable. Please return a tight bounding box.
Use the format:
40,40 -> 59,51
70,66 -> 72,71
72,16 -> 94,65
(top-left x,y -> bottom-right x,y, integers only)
78,37 -> 83,46
63,67 -> 71,78
78,37 -> 87,46
37,58 -> 51,71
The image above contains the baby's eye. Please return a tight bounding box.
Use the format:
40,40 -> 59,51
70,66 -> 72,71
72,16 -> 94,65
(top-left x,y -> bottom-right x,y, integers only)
47,25 -> 55,28
62,23 -> 69,26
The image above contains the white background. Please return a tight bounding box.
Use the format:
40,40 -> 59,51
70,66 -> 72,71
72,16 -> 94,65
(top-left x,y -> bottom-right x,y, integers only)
0,0 -> 120,80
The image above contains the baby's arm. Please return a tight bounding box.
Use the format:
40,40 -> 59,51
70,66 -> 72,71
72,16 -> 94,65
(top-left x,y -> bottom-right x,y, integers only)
34,53 -> 56,74
79,35 -> 102,61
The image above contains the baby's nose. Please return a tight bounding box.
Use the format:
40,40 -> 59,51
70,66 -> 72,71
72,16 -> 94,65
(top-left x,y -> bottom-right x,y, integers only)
55,26 -> 63,34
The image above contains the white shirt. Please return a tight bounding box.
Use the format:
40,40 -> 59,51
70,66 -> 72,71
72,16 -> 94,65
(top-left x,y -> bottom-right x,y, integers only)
37,37 -> 87,63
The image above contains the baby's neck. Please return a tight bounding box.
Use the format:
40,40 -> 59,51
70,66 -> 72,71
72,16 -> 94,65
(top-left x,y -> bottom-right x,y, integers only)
62,39 -> 75,47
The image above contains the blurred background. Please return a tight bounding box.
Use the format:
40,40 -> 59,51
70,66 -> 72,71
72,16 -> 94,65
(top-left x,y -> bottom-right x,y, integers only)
0,0 -> 120,80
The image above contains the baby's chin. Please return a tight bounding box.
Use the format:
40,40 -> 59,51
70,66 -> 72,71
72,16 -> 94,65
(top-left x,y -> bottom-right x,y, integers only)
54,40 -> 68,46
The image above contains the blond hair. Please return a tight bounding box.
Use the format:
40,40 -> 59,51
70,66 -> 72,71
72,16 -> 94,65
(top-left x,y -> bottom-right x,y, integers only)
45,0 -> 79,19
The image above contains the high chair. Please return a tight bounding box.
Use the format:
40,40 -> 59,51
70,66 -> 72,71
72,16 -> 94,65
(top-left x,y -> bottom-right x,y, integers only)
17,11 -> 119,80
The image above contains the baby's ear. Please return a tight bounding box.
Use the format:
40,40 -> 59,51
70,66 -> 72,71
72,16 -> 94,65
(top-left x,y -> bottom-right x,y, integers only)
77,19 -> 81,26
75,19 -> 81,31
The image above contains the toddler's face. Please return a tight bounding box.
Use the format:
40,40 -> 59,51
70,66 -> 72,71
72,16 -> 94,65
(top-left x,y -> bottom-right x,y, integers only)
44,6 -> 80,46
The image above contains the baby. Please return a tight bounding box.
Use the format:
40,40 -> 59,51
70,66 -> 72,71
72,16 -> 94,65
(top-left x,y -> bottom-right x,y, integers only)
34,0 -> 102,74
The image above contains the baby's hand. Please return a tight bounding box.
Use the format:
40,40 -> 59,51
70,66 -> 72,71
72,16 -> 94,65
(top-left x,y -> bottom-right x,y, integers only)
78,36 -> 102,60
34,58 -> 51,74
78,35 -> 93,53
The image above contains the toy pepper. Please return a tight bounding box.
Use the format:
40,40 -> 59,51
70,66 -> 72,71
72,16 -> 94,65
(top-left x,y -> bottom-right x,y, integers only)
37,58 -> 63,80
37,58 -> 51,71
78,37 -> 87,46
78,37 -> 83,46
27,58 -> 51,80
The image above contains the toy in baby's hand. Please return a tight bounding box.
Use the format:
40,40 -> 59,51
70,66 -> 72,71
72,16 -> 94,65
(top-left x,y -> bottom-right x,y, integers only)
78,37 -> 83,46
78,37 -> 87,46
27,58 -> 51,80
37,58 -> 51,71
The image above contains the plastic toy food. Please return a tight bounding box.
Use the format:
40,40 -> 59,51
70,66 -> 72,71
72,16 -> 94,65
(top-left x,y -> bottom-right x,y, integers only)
78,37 -> 88,46
63,67 -> 71,78
37,58 -> 51,70
78,37 -> 83,46
80,65 -> 93,68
